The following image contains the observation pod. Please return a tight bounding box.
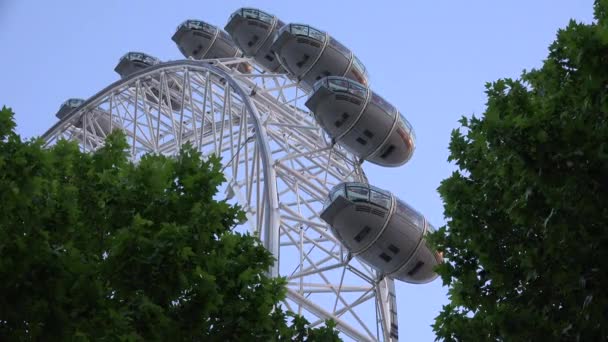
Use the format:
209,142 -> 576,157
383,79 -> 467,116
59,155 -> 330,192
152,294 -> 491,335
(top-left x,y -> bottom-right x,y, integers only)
55,98 -> 85,121
321,182 -> 442,284
55,98 -> 115,138
114,52 -> 160,78
305,76 -> 415,167
114,52 -> 185,111
271,23 -> 368,90
225,8 -> 286,73
172,19 -> 251,73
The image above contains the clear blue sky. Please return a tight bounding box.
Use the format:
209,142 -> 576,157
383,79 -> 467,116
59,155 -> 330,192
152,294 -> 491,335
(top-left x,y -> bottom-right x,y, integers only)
0,0 -> 595,340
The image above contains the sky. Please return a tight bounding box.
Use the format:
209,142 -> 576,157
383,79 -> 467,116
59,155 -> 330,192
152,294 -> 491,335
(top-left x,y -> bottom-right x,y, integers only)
0,0 -> 596,340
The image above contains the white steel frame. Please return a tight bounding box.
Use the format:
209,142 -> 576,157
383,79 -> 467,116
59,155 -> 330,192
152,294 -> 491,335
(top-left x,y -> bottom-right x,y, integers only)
42,57 -> 399,342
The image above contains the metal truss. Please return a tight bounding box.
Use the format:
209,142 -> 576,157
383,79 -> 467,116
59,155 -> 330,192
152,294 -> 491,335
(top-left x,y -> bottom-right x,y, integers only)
42,57 -> 399,341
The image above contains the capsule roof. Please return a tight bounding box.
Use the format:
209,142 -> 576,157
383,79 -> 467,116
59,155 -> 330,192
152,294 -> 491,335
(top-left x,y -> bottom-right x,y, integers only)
114,51 -> 161,78
119,52 -> 160,66
312,76 -> 369,99
62,98 -> 85,109
325,182 -> 392,209
278,23 -> 327,43
176,19 -> 218,34
56,98 -> 85,119
229,8 -> 275,24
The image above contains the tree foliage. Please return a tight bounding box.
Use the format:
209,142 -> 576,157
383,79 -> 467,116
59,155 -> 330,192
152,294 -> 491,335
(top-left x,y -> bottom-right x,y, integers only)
430,1 -> 608,340
0,106 -> 340,341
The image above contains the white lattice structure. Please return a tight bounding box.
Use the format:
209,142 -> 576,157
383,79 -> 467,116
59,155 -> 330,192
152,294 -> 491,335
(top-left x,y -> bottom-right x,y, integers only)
42,58 -> 400,341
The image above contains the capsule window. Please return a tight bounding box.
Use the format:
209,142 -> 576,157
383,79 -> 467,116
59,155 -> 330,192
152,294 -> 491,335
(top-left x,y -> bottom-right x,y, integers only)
329,78 -> 349,92
329,37 -> 351,57
264,54 -> 274,62
407,261 -> 425,276
363,130 -> 374,138
354,226 -> 372,243
247,35 -> 259,47
380,145 -> 395,159
356,137 -> 367,145
308,27 -> 325,42
388,244 -> 400,255
334,112 -> 349,128
395,199 -> 424,229
379,252 -> 392,263
295,54 -> 310,68
290,24 -> 309,36
347,185 -> 369,202
348,85 -> 366,98
370,190 -> 390,209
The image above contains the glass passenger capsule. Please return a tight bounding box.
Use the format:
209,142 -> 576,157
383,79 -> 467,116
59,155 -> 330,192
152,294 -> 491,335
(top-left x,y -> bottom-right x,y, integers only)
114,52 -> 160,78
270,23 -> 368,90
225,8 -> 286,73
55,98 -> 117,138
173,20 -> 251,73
55,98 -> 85,120
113,52 -> 185,111
305,76 -> 415,167
173,20 -> 239,60
320,182 -> 442,284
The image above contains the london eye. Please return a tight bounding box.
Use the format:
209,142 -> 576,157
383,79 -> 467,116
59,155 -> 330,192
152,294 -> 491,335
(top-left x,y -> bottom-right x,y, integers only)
42,8 -> 441,341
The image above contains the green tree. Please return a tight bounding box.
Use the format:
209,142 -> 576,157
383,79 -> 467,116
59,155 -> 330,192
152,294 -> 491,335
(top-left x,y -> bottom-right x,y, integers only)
0,106 -> 340,341
430,1 -> 608,340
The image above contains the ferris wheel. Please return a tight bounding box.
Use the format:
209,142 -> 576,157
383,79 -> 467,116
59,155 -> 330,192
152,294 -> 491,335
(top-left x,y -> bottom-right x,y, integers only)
42,8 -> 442,341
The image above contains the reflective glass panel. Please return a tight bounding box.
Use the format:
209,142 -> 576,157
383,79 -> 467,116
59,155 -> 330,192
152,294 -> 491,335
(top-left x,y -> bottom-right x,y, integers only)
347,82 -> 367,98
258,11 -> 273,23
371,93 -> 396,117
395,199 -> 424,230
290,24 -> 309,36
313,78 -> 328,92
243,8 -> 258,18
129,52 -> 143,61
369,184 -> 391,197
201,22 -> 216,33
328,78 -> 349,93
399,113 -> 416,141
346,184 -> 369,202
307,27 -> 326,42
64,99 -> 84,108
329,37 -> 350,57
352,56 -> 367,76
370,190 -> 391,209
